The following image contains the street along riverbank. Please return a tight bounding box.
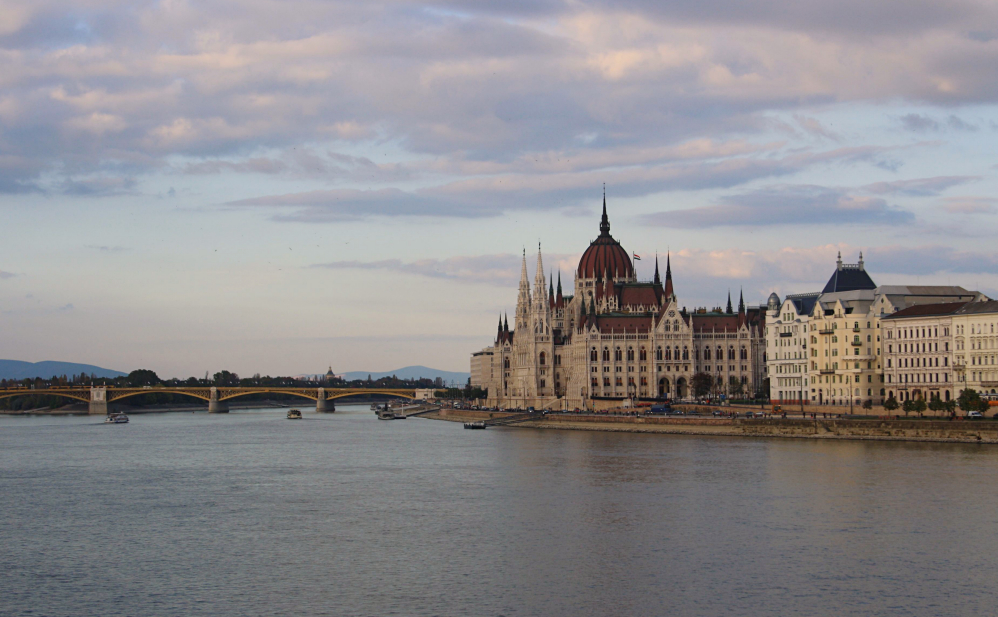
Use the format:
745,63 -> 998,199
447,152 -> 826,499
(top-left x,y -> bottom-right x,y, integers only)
422,408 -> 998,444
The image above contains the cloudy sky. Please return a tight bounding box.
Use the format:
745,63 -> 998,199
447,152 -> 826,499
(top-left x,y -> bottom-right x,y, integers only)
2,0 -> 998,378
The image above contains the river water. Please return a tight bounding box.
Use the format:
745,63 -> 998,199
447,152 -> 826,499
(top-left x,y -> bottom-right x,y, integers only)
1,404 -> 996,616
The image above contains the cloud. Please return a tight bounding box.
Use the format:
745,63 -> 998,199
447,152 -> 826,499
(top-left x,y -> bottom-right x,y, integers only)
310,253 -> 577,287
0,270 -> 15,279
57,303 -> 74,311
941,196 -> 998,214
85,245 -> 129,252
641,185 -> 915,229
900,113 -> 940,132
226,145 -> 902,220
863,176 -> 978,196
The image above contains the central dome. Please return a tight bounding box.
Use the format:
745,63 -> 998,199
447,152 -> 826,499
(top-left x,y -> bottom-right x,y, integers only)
577,197 -> 633,279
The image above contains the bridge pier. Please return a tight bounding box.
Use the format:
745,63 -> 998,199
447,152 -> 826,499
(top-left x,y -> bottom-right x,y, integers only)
208,387 -> 229,413
89,386 -> 108,415
316,388 -> 335,413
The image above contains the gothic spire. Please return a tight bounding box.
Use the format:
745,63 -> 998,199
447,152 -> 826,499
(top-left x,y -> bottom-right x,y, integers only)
738,288 -> 745,314
726,290 -> 733,314
556,271 -> 564,307
599,185 -> 610,236
504,313 -> 509,333
664,251 -> 674,299
654,253 -> 661,285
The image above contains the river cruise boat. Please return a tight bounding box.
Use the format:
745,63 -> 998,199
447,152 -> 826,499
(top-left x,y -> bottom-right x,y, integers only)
287,409 -> 303,420
104,412 -> 129,424
463,421 -> 487,430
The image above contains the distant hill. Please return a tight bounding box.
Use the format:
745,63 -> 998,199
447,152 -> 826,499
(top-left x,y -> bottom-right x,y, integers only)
342,365 -> 470,385
0,360 -> 127,381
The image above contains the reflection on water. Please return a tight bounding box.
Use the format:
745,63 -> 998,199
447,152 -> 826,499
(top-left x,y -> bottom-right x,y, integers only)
1,405 -> 996,616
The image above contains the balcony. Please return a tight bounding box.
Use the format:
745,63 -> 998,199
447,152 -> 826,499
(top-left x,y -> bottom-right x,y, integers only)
818,327 -> 834,335
853,327 -> 861,333
820,369 -> 835,375
851,340 -> 862,346
779,332 -> 793,338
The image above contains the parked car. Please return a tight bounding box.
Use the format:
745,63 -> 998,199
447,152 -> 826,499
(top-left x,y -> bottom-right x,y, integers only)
968,411 -> 984,419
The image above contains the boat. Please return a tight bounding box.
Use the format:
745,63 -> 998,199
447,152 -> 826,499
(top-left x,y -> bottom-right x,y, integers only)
287,409 -> 303,420
104,412 -> 129,424
375,402 -> 399,420
463,421 -> 487,430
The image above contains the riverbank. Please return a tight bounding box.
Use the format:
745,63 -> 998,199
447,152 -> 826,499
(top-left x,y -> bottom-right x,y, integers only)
422,409 -> 998,444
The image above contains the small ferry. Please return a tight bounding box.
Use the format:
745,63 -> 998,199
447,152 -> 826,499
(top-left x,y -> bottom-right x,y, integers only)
104,412 -> 129,424
463,421 -> 487,430
287,409 -> 303,420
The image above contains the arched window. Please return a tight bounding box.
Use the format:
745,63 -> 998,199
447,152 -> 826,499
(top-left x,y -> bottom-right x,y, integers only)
682,346 -> 689,361
716,346 -> 723,361
591,348 -> 598,362
539,352 -> 546,366
740,346 -> 747,360
639,348 -> 647,361
602,347 -> 610,362
728,347 -> 735,360
705,348 -> 712,361
626,347 -> 634,361
615,347 -> 623,362
504,358 -> 510,369
656,347 -> 663,361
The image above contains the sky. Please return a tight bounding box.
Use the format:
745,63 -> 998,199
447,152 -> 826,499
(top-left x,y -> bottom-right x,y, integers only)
2,0 -> 998,378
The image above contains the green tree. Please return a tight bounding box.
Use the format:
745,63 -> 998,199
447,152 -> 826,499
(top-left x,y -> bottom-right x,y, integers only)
728,376 -> 743,397
883,394 -> 899,412
127,369 -> 161,387
862,399 -> 873,410
212,371 -> 240,386
928,394 -> 944,415
902,398 -> 915,416
913,398 -> 927,417
691,372 -> 713,399
958,388 -> 982,413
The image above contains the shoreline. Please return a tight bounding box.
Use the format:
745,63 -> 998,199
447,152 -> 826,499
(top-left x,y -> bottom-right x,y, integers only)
421,409 -> 998,444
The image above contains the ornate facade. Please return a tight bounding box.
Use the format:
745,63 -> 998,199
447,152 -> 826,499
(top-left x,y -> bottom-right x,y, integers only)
474,197 -> 766,410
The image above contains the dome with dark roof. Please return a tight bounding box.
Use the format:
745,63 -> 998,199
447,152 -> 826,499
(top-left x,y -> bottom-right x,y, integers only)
577,198 -> 633,280
767,292 -> 781,311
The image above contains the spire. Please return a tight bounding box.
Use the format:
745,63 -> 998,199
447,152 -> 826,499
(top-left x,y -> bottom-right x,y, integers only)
517,248 -> 530,318
497,314 -> 503,341
504,313 -> 509,333
580,295 -> 587,316
549,271 -> 555,309
836,251 -> 843,270
664,251 -> 674,299
654,253 -> 661,285
556,271 -> 564,308
599,185 -> 610,236
738,288 -> 745,314
726,290 -> 733,314
858,251 -> 865,271
534,242 -> 547,307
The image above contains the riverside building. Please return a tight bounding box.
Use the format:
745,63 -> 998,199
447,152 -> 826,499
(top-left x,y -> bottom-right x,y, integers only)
473,196 -> 766,410
767,253 -> 982,406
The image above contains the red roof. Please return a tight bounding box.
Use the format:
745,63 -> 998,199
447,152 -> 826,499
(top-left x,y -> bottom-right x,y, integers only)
691,314 -> 743,332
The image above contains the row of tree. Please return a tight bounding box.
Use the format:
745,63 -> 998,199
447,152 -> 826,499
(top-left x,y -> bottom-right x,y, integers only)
883,389 -> 991,416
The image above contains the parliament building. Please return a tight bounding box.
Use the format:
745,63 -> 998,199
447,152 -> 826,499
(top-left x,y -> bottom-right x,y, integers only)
470,197 -> 766,410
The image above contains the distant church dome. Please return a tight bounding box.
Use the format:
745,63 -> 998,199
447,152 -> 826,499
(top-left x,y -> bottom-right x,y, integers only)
577,196 -> 633,280
767,292 -> 781,311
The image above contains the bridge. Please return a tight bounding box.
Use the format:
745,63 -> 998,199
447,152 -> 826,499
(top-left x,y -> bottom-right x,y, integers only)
0,386 -> 420,414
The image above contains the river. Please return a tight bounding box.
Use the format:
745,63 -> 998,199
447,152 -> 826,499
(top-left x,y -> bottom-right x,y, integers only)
1,404 -> 996,616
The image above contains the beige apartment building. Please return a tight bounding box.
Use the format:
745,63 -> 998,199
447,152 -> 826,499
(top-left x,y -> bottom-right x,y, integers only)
882,303 -> 961,403
952,300 -> 998,395
783,253 -> 982,407
765,292 -> 819,404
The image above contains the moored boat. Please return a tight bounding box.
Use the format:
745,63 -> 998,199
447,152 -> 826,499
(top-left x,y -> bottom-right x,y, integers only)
463,421 -> 486,430
104,412 -> 129,424
287,409 -> 303,419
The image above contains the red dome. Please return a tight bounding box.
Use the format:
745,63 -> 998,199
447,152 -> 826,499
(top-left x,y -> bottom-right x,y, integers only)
577,200 -> 633,279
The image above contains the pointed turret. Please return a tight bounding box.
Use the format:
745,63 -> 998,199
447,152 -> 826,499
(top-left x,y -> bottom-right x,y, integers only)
726,290 -> 733,314
738,288 -> 745,314
516,249 -> 530,329
496,314 -> 503,343
664,251 -> 674,299
548,271 -> 555,309
556,271 -> 564,308
599,186 -> 610,236
654,253 -> 661,286
533,243 -> 548,313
